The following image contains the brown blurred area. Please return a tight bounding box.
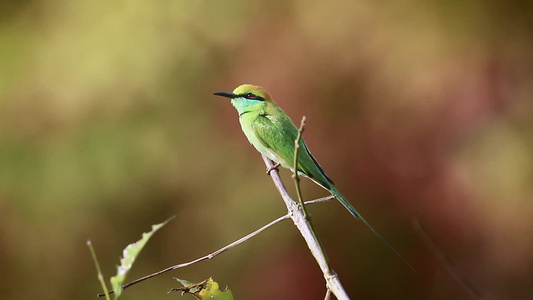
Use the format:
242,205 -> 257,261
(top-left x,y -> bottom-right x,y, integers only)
1,1 -> 532,299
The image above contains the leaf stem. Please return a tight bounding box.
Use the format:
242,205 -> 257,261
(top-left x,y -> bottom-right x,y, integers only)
87,240 -> 111,300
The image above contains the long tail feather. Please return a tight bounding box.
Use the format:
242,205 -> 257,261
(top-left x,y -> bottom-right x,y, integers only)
330,186 -> 416,272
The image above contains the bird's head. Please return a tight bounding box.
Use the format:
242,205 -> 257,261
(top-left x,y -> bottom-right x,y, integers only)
213,84 -> 273,115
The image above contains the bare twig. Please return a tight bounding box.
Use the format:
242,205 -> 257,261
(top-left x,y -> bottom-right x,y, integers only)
293,116 -> 309,218
292,116 -> 332,271
262,116 -> 351,300
263,155 -> 349,299
98,214 -> 289,297
304,195 -> 336,205
324,289 -> 332,300
292,116 -> 333,297
413,217 -> 482,299
97,194 -> 335,297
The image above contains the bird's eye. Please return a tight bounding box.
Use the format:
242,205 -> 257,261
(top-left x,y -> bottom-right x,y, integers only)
245,93 -> 255,99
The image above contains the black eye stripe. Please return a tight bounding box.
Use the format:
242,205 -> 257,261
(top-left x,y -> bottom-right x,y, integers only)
240,93 -> 265,101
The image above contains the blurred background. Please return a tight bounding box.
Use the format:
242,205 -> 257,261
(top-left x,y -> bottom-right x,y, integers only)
1,0 -> 532,299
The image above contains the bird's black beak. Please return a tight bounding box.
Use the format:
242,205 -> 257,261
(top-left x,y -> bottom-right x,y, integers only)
213,92 -> 238,99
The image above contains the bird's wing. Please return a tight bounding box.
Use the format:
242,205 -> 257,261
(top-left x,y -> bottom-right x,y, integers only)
252,113 -> 333,189
252,113 -> 298,166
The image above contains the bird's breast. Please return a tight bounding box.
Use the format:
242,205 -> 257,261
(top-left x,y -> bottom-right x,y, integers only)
238,115 -> 282,164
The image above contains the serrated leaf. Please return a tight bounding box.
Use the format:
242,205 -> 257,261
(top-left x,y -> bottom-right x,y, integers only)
110,217 -> 173,299
169,278 -> 233,300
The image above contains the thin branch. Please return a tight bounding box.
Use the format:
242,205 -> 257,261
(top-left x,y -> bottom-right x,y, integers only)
97,194 -> 334,297
324,289 -> 332,300
412,217 -> 482,299
293,116 -> 309,218
305,195 -> 336,205
262,119 -> 351,300
98,214 -> 290,297
292,116 -> 331,271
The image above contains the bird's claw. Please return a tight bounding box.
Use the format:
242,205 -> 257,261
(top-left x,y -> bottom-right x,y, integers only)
266,163 -> 281,175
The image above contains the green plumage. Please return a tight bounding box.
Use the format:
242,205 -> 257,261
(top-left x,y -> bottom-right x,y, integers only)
214,84 -> 412,269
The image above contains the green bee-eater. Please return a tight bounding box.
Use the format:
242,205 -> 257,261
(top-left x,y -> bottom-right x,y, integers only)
214,84 -> 410,266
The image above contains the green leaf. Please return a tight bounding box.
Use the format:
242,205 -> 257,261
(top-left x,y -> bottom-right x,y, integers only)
169,278 -> 234,300
110,217 -> 173,299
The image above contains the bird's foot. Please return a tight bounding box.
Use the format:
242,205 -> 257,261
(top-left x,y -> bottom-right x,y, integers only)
265,163 -> 281,175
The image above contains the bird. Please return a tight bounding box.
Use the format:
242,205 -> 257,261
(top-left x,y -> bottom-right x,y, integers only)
214,84 -> 411,269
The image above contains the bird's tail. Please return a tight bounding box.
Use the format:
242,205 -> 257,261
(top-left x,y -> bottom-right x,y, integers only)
329,186 -> 415,272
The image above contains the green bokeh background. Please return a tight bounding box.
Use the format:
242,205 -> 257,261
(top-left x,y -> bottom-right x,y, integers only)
1,1 -> 532,299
